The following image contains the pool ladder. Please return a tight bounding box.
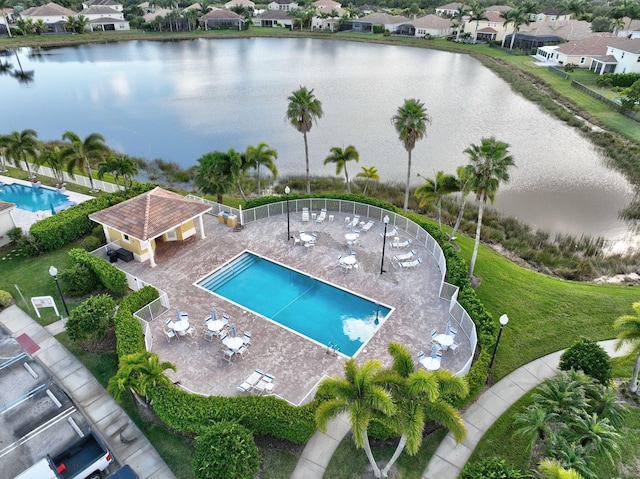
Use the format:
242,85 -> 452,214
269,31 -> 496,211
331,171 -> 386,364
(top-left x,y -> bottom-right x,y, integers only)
326,342 -> 341,356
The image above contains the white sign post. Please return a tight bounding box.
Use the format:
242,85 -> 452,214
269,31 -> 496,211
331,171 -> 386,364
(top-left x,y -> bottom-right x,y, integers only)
31,296 -> 60,319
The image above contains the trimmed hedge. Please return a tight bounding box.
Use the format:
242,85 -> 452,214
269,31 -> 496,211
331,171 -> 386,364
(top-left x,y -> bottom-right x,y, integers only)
29,183 -> 155,253
69,248 -> 128,295
114,286 -> 158,359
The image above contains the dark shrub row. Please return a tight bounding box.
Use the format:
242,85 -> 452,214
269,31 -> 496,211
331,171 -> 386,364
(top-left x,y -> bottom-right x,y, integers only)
113,286 -> 158,359
69,248 -> 128,295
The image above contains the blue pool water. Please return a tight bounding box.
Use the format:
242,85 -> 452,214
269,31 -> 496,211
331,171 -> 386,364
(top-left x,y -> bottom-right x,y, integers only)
0,183 -> 68,212
196,252 -> 391,356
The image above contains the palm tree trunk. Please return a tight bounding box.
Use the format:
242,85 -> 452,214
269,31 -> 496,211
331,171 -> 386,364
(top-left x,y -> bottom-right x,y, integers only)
449,194 -> 467,240
85,161 -> 97,192
436,198 -> 442,229
381,435 -> 407,477
22,154 -> 34,178
509,29 -> 516,50
403,150 -> 412,213
256,164 -> 262,195
362,434 -> 382,478
303,131 -> 311,195
345,168 -> 350,193
237,181 -> 248,202
630,353 -> 640,395
469,200 -> 484,278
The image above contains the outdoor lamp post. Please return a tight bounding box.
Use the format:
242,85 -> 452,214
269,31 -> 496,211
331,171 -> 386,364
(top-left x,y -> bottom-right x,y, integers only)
380,215 -> 390,274
488,313 -> 509,382
285,186 -> 291,241
49,265 -> 70,318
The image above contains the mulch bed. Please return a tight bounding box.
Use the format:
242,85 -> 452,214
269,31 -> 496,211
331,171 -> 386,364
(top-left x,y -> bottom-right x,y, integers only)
79,325 -> 117,354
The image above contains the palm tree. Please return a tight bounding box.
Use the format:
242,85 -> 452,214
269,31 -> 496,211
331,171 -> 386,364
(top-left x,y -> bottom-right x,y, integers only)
448,165 -> 472,241
414,171 -> 458,230
36,145 -> 66,186
194,151 -> 240,203
286,86 -> 323,195
392,99 -> 431,213
107,351 -> 176,404
614,302 -> 640,395
98,155 -> 139,190
514,404 -> 559,451
315,358 -> 395,478
464,137 -> 515,278
226,148 -> 249,201
539,459 -> 585,479
0,134 -> 9,172
323,145 -> 359,193
5,129 -> 39,178
0,0 -> 13,38
567,413 -> 621,465
453,4 -> 468,41
379,343 -> 467,477
502,8 -> 530,49
61,131 -> 109,193
244,142 -> 278,196
356,166 -> 380,195
469,2 -> 486,43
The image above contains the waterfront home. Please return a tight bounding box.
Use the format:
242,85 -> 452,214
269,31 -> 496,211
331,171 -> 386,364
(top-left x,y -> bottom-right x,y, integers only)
340,12 -> 408,33
506,19 -> 592,51
463,10 -> 512,43
20,2 -> 77,32
590,38 -> 640,74
396,14 -> 454,39
81,4 -> 130,31
536,33 -> 629,69
200,8 -> 244,29
253,9 -> 293,28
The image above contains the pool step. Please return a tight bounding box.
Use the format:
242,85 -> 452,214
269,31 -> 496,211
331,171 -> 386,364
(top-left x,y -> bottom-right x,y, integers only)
199,253 -> 259,291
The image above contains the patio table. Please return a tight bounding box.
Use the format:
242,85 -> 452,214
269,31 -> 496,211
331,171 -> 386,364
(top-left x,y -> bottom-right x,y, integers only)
207,319 -> 224,332
436,334 -> 454,350
223,336 -> 243,352
171,320 -> 190,333
420,357 -> 441,371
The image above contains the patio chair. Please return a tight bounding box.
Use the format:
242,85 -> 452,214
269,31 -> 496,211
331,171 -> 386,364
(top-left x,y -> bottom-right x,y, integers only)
293,236 -> 301,246
417,351 -> 425,363
361,220 -> 374,232
223,348 -> 235,364
302,207 -> 310,222
449,342 -> 461,356
317,209 -> 327,223
430,329 -> 438,345
186,325 -> 197,338
165,318 -> 174,328
449,327 -> 458,338
393,250 -> 415,262
203,328 -> 216,342
242,332 -> 251,346
222,314 -> 229,325
435,350 -> 443,359
399,258 -> 421,269
236,345 -> 249,359
163,328 -> 177,343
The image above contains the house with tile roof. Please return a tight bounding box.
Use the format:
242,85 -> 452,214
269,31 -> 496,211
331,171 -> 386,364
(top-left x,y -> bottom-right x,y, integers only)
508,20 -> 592,50
535,7 -> 571,23
268,0 -> 298,12
89,187 -> 212,268
20,2 -> 77,26
0,200 -> 17,248
311,6 -> 345,31
435,2 -> 470,17
254,9 -> 293,28
590,38 -> 640,74
463,10 -> 513,42
81,5 -> 130,30
340,12 -> 408,33
200,8 -> 244,29
395,14 -> 454,38
224,0 -> 255,9
82,0 -> 123,12
312,0 -> 341,10
535,33 -> 629,69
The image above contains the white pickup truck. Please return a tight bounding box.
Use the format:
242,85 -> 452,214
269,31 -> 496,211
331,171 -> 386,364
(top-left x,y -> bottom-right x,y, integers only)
14,431 -> 113,479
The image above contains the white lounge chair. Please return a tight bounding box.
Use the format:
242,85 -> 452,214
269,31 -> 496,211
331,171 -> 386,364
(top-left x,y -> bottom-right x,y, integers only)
254,373 -> 275,395
316,209 -> 327,223
399,258 -> 422,269
384,227 -> 398,238
393,250 -> 415,262
361,220 -> 374,232
347,215 -> 360,229
302,207 -> 310,222
391,239 -> 412,248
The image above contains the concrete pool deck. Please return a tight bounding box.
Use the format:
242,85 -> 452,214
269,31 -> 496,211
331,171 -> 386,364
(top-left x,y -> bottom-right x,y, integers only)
112,211 -> 473,406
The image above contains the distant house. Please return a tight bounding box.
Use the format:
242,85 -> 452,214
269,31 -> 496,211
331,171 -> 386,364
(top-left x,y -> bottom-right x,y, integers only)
310,5 -> 345,31
435,2 -> 470,17
89,187 -> 212,268
200,8 -> 244,29
20,2 -> 77,31
312,0 -> 341,10
81,5 -> 130,31
341,12 -> 408,33
142,7 -> 171,23
224,0 -> 255,9
509,20 -> 592,50
82,0 -> 123,12
268,0 -> 298,12
590,38 -> 640,74
535,7 -> 571,23
463,10 -> 512,42
485,5 -> 511,13
0,201 -> 17,249
536,33 -> 629,68
254,9 -> 292,28
358,4 -> 380,15
396,14 -> 454,38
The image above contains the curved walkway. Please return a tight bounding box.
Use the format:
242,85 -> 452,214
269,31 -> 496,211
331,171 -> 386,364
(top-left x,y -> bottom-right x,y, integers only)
291,340 -> 630,479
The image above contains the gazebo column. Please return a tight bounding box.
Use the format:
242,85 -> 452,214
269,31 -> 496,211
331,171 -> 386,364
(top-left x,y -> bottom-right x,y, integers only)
149,244 -> 157,268
199,215 -> 206,239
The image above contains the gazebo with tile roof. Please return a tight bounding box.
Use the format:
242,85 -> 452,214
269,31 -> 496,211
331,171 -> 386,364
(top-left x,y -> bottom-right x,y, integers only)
89,187 -> 212,267
0,200 -> 17,248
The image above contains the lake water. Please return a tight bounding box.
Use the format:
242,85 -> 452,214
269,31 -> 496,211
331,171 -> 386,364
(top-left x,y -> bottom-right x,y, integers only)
1,38 -> 637,251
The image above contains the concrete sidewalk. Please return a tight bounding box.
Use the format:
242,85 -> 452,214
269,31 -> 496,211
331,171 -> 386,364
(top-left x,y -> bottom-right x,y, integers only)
0,305 -> 175,479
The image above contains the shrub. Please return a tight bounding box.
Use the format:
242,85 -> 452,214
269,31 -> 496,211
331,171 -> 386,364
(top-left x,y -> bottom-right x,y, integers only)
59,263 -> 102,297
0,290 -> 13,308
559,337 -> 612,384
7,227 -> 23,242
91,224 -> 106,244
69,248 -> 127,295
114,286 -> 159,358
460,457 -> 528,479
79,235 -> 102,252
193,422 -> 260,479
66,294 -> 116,342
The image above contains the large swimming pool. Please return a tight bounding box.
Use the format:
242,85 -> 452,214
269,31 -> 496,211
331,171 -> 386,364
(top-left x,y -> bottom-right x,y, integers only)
0,182 -> 69,212
195,252 -> 392,356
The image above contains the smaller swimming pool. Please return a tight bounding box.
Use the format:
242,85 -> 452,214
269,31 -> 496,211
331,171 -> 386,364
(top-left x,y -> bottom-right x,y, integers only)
0,182 -> 69,212
196,252 -> 392,356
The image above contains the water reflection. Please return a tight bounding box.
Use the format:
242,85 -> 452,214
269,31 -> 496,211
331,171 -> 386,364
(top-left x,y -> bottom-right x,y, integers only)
0,50 -> 34,84
0,39 -> 637,248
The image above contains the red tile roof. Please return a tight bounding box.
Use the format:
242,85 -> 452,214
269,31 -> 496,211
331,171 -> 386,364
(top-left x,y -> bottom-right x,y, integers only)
0,200 -> 16,213
89,187 -> 212,240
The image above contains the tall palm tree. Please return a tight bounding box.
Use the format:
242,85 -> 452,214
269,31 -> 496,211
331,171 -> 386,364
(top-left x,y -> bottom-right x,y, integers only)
539,459 -> 585,479
5,129 -> 39,178
244,142 -> 278,196
464,137 -> 515,278
453,4 -> 468,41
392,99 -> 431,213
378,343 -> 467,477
194,150 -> 240,203
61,131 -> 109,192
469,1 -> 486,43
226,148 -> 249,201
324,145 -> 359,193
315,358 -> 395,478
98,155 -> 139,190
356,166 -> 380,195
0,0 -> 12,38
0,134 -> 9,172
448,165 -> 473,241
614,302 -> 640,395
36,145 -> 66,185
107,351 -> 176,404
502,8 -> 530,49
286,86 -> 323,195
414,170 -> 458,230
